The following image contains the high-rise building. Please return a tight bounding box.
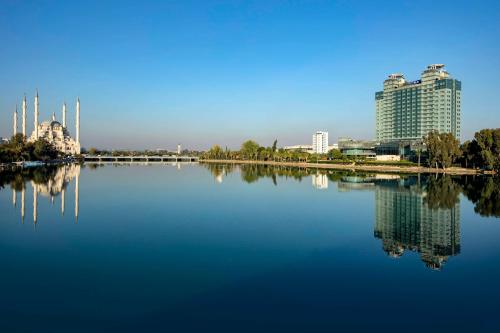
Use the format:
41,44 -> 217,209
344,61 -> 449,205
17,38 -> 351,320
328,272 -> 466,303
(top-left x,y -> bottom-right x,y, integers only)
312,131 -> 328,154
375,64 -> 461,142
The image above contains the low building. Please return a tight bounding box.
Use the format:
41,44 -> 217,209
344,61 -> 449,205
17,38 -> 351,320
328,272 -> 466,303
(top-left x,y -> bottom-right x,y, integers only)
283,145 -> 314,153
338,137 -> 377,158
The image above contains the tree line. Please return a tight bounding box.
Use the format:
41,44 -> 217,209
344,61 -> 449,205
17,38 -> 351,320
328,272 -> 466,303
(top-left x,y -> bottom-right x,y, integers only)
203,128 -> 499,173
425,128 -> 500,172
203,139 -> 344,163
0,134 -> 61,163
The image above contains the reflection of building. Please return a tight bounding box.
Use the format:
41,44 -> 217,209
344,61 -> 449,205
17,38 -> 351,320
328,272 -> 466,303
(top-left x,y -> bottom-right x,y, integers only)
374,182 -> 460,270
10,164 -> 81,225
13,92 -> 81,154
312,173 -> 328,190
375,64 -> 461,142
312,131 -> 329,154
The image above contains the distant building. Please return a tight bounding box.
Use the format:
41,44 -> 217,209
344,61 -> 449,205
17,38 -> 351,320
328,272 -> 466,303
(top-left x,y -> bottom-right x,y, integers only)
312,131 -> 328,154
375,64 -> 461,142
283,145 -> 314,153
338,137 -> 376,158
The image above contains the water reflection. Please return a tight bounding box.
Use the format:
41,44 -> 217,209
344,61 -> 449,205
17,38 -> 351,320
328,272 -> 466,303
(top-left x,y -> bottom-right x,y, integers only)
203,163 -> 500,269
339,175 -> 461,270
1,164 -> 80,225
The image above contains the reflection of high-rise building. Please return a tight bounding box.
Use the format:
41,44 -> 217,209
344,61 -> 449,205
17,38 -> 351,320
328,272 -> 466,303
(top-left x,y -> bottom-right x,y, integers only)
312,173 -> 328,190
374,184 -> 460,270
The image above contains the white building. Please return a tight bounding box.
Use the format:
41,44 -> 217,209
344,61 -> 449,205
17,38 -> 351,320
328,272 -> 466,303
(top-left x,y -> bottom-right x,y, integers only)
14,92 -> 81,155
283,144 -> 314,153
312,131 -> 329,154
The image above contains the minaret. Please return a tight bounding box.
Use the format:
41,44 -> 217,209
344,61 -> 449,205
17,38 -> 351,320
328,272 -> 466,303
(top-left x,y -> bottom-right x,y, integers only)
52,112 -> 56,122
76,97 -> 80,154
22,95 -> 27,137
13,105 -> 18,136
34,90 -> 39,139
62,102 -> 67,128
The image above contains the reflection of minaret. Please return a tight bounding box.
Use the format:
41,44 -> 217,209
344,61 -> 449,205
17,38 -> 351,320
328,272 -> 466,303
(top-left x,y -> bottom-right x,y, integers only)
21,187 -> 25,223
33,184 -> 38,225
76,98 -> 80,154
12,189 -> 17,207
75,169 -> 79,222
34,90 -> 39,139
22,95 -> 27,136
61,188 -> 65,216
13,105 -> 18,136
62,102 -> 67,128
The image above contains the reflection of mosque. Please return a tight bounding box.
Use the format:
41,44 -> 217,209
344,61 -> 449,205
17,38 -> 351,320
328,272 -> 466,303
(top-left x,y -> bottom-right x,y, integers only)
340,175 -> 461,270
10,164 -> 81,225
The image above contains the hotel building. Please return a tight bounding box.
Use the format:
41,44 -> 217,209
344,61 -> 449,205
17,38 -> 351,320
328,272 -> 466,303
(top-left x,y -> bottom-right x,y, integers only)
375,64 -> 461,142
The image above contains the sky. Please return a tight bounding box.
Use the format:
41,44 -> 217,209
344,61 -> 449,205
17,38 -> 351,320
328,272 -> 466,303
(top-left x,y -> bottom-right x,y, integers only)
1,0 -> 499,150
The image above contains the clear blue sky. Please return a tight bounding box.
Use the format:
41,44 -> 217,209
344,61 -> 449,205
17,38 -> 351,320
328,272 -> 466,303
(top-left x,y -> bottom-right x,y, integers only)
1,0 -> 499,150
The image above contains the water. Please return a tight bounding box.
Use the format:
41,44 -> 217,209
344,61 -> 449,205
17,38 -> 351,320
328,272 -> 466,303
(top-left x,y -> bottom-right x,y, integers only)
0,163 -> 499,332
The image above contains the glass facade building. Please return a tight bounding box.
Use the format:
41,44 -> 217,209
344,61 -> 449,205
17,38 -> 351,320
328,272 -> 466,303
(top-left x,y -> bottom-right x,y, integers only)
375,64 -> 461,142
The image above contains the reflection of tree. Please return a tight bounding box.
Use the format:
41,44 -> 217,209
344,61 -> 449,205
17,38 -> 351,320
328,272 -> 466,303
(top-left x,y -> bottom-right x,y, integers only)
0,166 -> 59,190
461,177 -> 500,217
424,175 -> 461,210
202,163 -> 318,185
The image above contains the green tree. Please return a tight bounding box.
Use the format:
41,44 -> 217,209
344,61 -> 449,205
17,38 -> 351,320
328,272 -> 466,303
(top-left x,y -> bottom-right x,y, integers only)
32,138 -> 59,161
474,128 -> 500,173
240,140 -> 260,160
424,131 -> 461,170
327,149 -> 343,160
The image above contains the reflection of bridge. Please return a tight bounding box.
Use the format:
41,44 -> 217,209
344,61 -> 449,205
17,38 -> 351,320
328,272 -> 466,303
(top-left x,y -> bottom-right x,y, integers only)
84,155 -> 199,162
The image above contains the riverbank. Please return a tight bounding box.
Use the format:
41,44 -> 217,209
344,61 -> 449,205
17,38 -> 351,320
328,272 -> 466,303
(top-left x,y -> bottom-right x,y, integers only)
0,158 -> 80,170
200,159 -> 494,175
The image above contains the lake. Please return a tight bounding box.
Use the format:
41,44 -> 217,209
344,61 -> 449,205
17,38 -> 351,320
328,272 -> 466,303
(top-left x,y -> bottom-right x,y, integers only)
1,163 -> 499,332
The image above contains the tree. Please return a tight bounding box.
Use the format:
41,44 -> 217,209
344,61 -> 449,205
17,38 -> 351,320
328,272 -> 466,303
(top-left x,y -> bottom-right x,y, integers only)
272,139 -> 278,152
327,149 -> 343,160
474,128 -> 500,173
424,131 -> 461,170
240,140 -> 260,160
88,147 -> 99,156
32,138 -> 59,161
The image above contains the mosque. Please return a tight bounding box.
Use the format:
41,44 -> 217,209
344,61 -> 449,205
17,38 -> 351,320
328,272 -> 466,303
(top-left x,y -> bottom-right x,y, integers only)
13,91 -> 81,155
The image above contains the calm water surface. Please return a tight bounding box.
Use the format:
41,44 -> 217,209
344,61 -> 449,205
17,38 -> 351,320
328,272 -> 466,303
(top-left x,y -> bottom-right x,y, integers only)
1,163 -> 499,332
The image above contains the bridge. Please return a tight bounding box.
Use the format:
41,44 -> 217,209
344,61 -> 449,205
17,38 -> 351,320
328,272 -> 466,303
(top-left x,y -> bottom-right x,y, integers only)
84,155 -> 199,162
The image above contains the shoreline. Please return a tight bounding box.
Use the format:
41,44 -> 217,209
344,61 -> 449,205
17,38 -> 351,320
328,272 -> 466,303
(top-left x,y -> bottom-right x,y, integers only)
200,159 -> 494,175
